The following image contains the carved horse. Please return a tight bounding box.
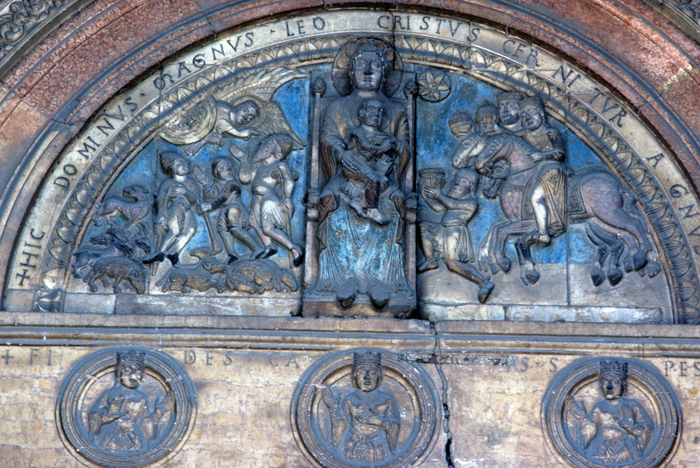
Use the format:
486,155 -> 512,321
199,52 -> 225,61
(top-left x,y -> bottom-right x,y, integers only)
464,133 -> 660,286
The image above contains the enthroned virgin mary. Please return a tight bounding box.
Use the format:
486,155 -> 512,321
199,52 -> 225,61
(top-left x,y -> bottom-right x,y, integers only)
316,38 -> 413,311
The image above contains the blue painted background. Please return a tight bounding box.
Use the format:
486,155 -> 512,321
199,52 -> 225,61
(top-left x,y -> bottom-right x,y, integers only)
416,72 -> 607,266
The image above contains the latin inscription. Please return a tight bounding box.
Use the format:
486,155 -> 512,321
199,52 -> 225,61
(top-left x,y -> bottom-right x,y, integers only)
663,360 -> 700,377
14,229 -> 45,287
182,350 -> 304,368
0,348 -> 52,366
502,39 -> 540,66
52,100 -> 138,197
376,14 -> 480,42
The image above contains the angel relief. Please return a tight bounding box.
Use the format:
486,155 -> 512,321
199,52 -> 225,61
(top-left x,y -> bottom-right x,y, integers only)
71,67 -> 307,297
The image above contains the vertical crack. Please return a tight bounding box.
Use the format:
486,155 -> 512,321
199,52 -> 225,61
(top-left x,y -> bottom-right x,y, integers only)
430,321 -> 455,468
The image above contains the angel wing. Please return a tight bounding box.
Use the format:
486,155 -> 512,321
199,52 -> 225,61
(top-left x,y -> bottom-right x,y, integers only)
253,102 -> 306,150
214,67 -> 308,103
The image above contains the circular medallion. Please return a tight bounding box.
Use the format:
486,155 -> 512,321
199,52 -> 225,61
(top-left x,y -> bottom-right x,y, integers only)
417,69 -> 451,102
541,357 -> 681,468
56,347 -> 197,468
291,348 -> 440,468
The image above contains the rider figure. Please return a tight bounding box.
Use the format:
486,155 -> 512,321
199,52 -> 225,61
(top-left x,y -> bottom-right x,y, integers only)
519,96 -> 567,245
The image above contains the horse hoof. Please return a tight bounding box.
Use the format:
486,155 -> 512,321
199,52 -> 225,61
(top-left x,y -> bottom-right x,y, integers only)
633,253 -> 648,271
590,267 -> 605,287
496,255 -> 511,273
521,269 -> 540,286
488,262 -> 501,275
645,260 -> 662,278
607,268 -> 623,286
623,255 -> 634,272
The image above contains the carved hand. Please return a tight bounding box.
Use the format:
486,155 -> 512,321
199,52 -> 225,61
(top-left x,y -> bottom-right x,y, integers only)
196,202 -> 212,215
155,392 -> 175,418
422,186 -> 440,200
376,136 -> 397,154
340,150 -> 362,173
102,410 -> 129,424
564,395 -> 585,419
284,199 -> 294,218
240,129 -> 259,140
528,151 -> 544,163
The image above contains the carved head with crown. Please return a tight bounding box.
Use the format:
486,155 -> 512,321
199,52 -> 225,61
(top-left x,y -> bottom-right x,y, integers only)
352,351 -> 383,392
598,359 -> 628,401
115,351 -> 147,390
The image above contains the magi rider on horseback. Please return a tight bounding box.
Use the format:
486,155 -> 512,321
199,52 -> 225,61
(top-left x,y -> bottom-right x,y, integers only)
519,96 -> 568,246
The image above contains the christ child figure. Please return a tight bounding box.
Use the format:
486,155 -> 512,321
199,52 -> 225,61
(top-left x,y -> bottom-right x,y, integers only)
341,98 -> 400,226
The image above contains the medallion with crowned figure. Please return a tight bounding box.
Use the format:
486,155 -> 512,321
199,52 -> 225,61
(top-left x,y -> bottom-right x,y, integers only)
291,348 -> 441,468
541,357 -> 682,468
56,347 -> 197,468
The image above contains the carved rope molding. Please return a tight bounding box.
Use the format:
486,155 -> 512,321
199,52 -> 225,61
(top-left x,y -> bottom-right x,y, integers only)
29,28 -> 700,322
0,0 -> 83,76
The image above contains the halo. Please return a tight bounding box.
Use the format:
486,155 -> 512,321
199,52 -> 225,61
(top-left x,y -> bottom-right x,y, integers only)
161,95 -> 217,145
331,37 -> 403,97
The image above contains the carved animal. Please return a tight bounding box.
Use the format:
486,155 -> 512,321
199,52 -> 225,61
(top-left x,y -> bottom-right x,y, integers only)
225,258 -> 298,294
83,256 -> 147,294
94,185 -> 151,230
72,228 -> 150,279
156,257 -> 227,293
472,134 -> 659,286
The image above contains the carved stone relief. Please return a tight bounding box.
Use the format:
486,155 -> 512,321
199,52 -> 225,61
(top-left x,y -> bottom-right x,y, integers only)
56,347 -> 197,467
541,357 -> 682,468
6,10 -> 700,323
290,348 -> 440,468
303,37 -> 417,317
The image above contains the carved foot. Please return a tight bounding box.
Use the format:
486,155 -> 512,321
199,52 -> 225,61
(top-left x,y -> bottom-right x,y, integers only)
369,285 -> 390,311
260,245 -> 278,259
142,252 -> 165,264
166,253 -> 179,266
291,245 -> 305,267
417,260 -> 439,273
336,280 -> 359,309
590,266 -> 605,286
607,267 -> 623,286
478,281 -> 494,304
623,254 -> 634,272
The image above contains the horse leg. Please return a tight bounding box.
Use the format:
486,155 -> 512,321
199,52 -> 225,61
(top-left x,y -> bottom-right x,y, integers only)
585,223 -> 610,286
515,235 -> 540,285
589,193 -> 652,272
478,219 -> 510,274
499,219 -> 538,274
588,221 -> 625,285
591,218 -> 662,280
491,220 -> 539,285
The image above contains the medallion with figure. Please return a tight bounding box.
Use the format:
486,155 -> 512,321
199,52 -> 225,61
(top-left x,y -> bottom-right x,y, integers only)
56,347 -> 197,468
291,348 -> 441,468
542,357 -> 681,468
